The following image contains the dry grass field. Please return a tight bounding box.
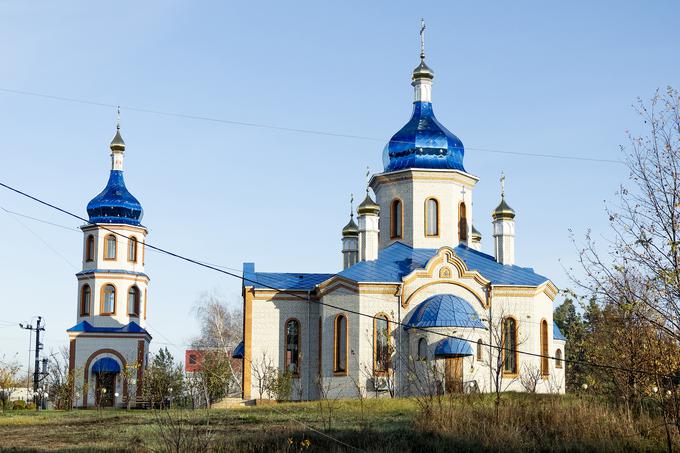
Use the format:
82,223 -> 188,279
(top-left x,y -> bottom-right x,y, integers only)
0,394 -> 676,452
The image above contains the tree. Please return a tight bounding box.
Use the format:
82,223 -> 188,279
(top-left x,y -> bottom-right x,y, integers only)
191,290 -> 243,397
191,350 -> 232,408
143,348 -> 183,409
553,297 -> 587,391
0,355 -> 21,412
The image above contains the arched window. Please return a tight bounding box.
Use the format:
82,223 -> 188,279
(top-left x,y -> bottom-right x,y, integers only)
334,314 -> 347,374
374,314 -> 390,374
477,339 -> 483,361
85,235 -> 95,262
105,235 -> 117,260
284,319 -> 301,376
555,349 -> 563,369
425,198 -> 439,237
127,286 -> 140,316
458,202 -> 468,242
390,199 -> 403,239
540,320 -> 549,376
128,237 -> 138,262
502,317 -> 518,374
101,284 -> 116,315
417,338 -> 427,361
80,285 -> 91,316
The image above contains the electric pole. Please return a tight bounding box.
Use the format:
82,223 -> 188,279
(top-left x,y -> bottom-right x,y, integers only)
19,316 -> 46,409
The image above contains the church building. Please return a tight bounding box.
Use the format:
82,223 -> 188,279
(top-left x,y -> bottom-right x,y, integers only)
67,119 -> 151,408
239,29 -> 566,400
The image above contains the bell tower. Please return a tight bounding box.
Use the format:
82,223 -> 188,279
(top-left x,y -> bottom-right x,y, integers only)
67,113 -> 152,408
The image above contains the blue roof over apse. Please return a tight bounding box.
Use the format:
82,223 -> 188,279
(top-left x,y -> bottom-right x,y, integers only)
434,337 -> 474,357
338,242 -> 549,287
405,294 -> 486,330
383,102 -> 465,172
232,341 -> 244,359
242,262 -> 334,291
553,322 -> 566,341
91,357 -> 121,373
67,321 -> 150,335
87,170 -> 143,226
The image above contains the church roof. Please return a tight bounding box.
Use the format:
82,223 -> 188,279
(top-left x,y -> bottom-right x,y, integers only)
338,242 -> 549,286
553,322 -> 566,341
86,170 -> 144,226
66,321 -> 150,336
434,337 -> 474,358
242,242 -> 549,292
405,294 -> 486,330
382,102 -> 465,173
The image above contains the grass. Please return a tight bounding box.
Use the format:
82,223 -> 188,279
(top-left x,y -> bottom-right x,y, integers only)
0,395 -> 676,452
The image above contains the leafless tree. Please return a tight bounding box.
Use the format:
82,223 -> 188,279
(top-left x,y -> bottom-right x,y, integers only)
519,363 -> 542,393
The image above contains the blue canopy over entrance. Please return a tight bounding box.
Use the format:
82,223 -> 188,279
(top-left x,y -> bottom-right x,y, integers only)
91,357 -> 121,374
434,337 -> 474,357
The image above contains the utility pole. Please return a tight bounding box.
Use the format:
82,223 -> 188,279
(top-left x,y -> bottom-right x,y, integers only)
19,316 -> 46,409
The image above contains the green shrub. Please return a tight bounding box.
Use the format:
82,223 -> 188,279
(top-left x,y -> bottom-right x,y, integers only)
12,400 -> 26,410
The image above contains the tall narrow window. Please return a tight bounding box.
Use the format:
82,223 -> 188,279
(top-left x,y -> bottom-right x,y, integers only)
102,284 -> 116,315
374,315 -> 390,374
128,286 -> 140,316
540,320 -> 549,376
425,198 -> 439,237
390,199 -> 402,239
80,285 -> 91,316
285,319 -> 300,375
86,235 -> 95,262
105,235 -> 117,260
417,338 -> 427,361
477,339 -> 483,361
128,237 -> 138,262
555,349 -> 563,368
334,314 -> 347,373
502,317 -> 518,374
458,202 -> 468,242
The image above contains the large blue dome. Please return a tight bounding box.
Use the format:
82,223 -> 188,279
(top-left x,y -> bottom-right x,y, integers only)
405,294 -> 485,330
382,101 -> 465,172
86,170 -> 143,226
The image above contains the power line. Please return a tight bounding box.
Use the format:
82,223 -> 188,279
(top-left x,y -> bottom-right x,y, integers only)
0,87 -> 623,165
0,179 -> 673,380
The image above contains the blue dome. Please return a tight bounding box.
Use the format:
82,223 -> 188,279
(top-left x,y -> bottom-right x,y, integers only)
383,101 -> 465,172
86,170 -> 143,226
405,294 -> 485,330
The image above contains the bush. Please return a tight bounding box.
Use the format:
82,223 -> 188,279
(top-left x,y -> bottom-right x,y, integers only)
12,400 -> 26,410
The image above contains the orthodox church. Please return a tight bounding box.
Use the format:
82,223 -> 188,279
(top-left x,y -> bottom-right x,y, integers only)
67,118 -> 151,407
239,29 -> 566,399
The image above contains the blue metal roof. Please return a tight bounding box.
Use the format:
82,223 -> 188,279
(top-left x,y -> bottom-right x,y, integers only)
232,341 -> 244,359
553,322 -> 566,341
87,170 -> 143,226
91,357 -> 121,374
405,294 -> 486,330
434,337 -> 474,357
67,321 -> 150,335
338,242 -> 549,286
243,262 -> 334,291
383,102 -> 465,172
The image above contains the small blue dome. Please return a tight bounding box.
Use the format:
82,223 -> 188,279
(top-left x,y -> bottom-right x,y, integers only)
405,294 -> 485,329
87,170 -> 143,226
383,102 -> 465,172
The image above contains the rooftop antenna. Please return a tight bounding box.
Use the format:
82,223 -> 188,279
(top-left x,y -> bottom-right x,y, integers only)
420,18 -> 426,60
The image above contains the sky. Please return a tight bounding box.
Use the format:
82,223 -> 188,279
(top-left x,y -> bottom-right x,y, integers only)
0,1 -> 678,371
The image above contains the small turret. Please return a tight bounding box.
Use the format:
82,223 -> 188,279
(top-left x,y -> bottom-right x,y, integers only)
492,173 -> 516,265
341,195 -> 359,269
357,190 -> 380,262
470,224 -> 482,251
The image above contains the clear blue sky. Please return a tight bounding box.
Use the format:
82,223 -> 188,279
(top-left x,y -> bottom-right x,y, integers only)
1,1 -> 678,368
